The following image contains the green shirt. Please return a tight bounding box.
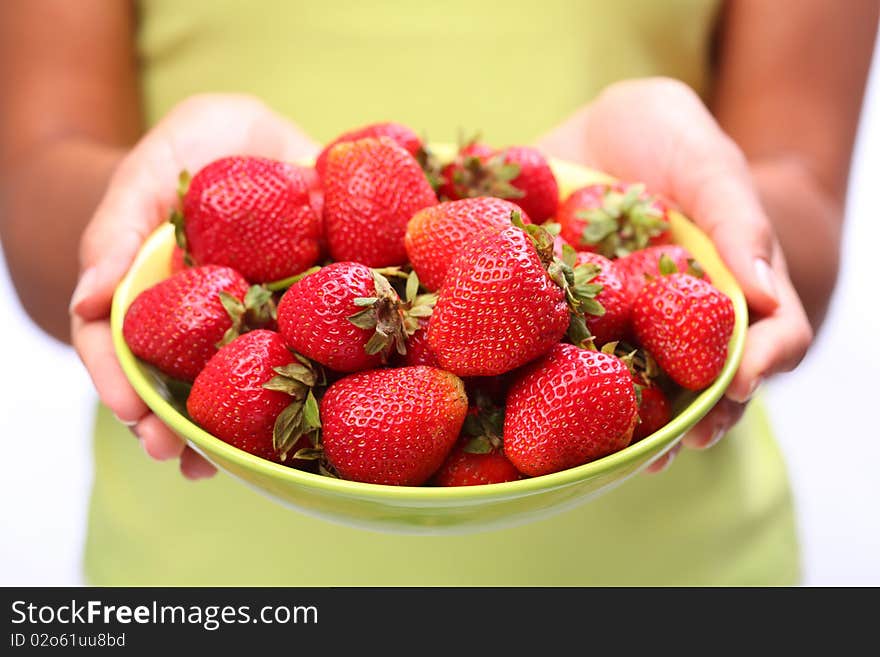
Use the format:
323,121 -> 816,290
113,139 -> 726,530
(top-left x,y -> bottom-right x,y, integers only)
84,0 -> 800,585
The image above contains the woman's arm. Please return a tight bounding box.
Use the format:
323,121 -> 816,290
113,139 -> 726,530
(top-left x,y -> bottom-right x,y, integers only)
0,0 -> 142,343
712,0 -> 878,330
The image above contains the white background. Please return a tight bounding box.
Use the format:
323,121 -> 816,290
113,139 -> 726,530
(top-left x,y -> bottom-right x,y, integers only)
2,49 -> 880,587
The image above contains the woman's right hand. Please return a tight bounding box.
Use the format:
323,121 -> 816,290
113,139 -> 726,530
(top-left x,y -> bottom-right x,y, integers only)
69,94 -> 320,480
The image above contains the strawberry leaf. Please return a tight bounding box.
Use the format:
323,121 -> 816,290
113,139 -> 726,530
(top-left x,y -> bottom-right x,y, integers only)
463,435 -> 493,454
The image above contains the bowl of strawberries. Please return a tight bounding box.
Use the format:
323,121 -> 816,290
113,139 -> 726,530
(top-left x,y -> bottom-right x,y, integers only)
112,122 -> 747,534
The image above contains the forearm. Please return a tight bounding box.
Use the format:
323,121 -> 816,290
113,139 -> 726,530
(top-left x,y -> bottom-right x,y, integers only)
0,137 -> 125,342
749,156 -> 843,332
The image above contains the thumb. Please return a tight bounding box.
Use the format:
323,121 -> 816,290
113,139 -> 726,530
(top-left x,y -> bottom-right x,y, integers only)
70,153 -> 176,320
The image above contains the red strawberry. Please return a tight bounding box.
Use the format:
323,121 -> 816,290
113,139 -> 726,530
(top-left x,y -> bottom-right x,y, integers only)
571,250 -> 632,345
498,146 -> 559,222
432,443 -> 522,486
404,197 -> 531,291
314,122 -> 423,179
438,140 -> 495,200
436,144 -> 558,222
320,366 -> 468,486
122,265 -> 276,382
632,272 -> 735,390
428,216 -> 607,376
615,244 -> 708,306
277,263 -> 434,373
169,245 -> 189,274
504,343 -> 638,476
603,343 -> 672,442
397,319 -> 440,368
322,137 -> 438,267
300,165 -> 326,247
632,383 -> 671,442
433,396 -> 522,486
557,183 -> 671,257
427,221 -> 569,376
187,330 -> 323,465
173,157 -> 322,283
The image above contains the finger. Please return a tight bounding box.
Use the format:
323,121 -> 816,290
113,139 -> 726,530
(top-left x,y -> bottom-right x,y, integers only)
134,413 -> 187,461
682,397 -> 747,450
180,447 -> 217,480
682,168 -> 781,317
725,250 -> 813,403
644,442 -> 683,474
71,316 -> 148,424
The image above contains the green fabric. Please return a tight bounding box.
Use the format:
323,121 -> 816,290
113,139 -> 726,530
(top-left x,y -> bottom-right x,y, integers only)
83,0 -> 801,585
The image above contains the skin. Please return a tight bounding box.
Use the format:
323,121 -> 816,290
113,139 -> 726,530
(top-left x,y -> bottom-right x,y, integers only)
0,1 -> 876,479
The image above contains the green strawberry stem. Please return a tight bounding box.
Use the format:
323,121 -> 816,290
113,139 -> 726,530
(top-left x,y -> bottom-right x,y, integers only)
462,393 -> 505,455
262,353 -> 325,461
415,142 -> 444,191
265,266 -> 322,292
601,341 -> 662,402
217,284 -> 278,347
347,270 -> 436,358
169,170 -> 194,264
447,147 -> 525,200
654,252 -> 707,280
576,183 -> 667,258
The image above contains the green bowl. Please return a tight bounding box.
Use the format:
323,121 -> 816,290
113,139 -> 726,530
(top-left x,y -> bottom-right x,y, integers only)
111,151 -> 747,535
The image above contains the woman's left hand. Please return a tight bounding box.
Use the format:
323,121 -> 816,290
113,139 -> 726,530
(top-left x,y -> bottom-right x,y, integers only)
536,77 -> 813,472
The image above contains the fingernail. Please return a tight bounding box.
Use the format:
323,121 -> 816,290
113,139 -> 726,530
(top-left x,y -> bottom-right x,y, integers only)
746,376 -> 765,401
114,412 -> 138,427
753,258 -> 779,304
705,426 -> 726,449
69,267 -> 97,314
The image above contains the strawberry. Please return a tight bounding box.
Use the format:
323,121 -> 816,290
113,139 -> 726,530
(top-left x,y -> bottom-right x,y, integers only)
603,342 -> 672,442
438,140 -> 495,200
498,146 -> 559,222
632,383 -> 671,442
169,245 -> 189,274
172,156 -> 322,283
396,318 -> 440,368
427,218 -> 574,377
568,249 -> 632,345
187,330 -> 323,465
314,121 -> 423,179
322,137 -> 438,267
504,343 -> 639,476
435,144 -> 558,222
432,399 -> 522,486
277,263 -> 434,373
432,442 -> 522,486
615,244 -> 708,306
320,366 -> 468,486
405,197 -> 531,291
557,183 -> 670,257
428,215 -> 607,376
632,272 -> 735,391
122,265 -> 276,382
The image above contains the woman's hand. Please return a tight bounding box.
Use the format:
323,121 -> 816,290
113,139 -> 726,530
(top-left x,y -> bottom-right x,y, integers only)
69,94 -> 319,480
537,78 -> 814,472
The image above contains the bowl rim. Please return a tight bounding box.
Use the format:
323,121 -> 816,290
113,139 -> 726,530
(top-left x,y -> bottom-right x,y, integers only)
110,155 -> 748,503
